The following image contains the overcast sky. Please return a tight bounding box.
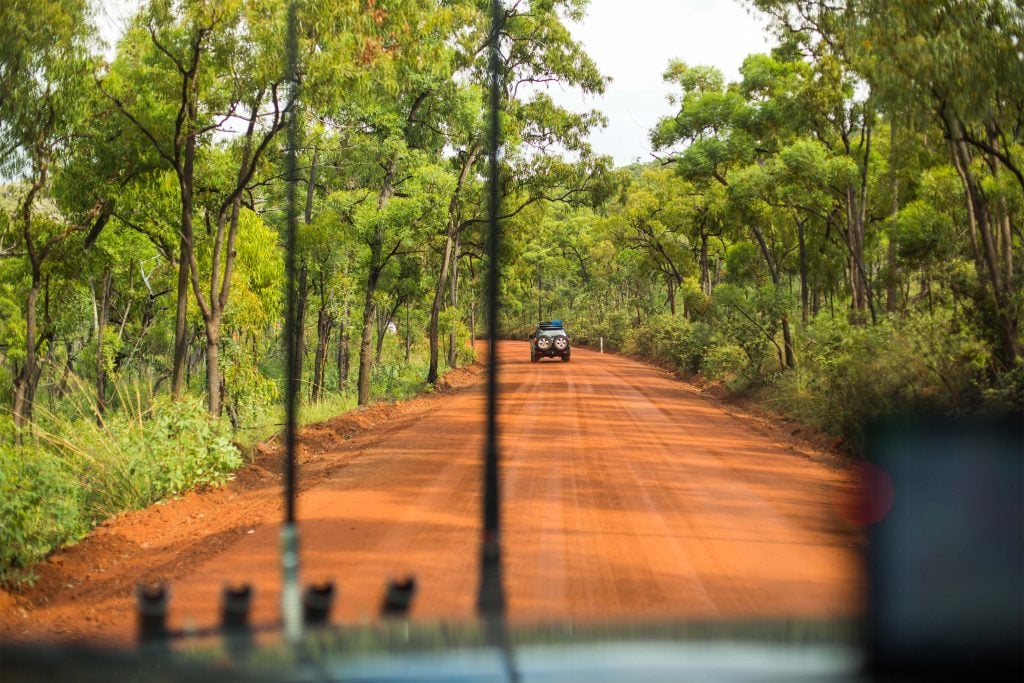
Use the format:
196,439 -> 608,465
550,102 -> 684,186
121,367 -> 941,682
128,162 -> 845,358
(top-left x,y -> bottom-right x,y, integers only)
94,1 -> 775,168
556,0 -> 774,166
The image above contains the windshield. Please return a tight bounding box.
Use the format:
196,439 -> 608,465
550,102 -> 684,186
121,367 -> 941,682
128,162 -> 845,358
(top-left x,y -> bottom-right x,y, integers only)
1,1 -> 1021,681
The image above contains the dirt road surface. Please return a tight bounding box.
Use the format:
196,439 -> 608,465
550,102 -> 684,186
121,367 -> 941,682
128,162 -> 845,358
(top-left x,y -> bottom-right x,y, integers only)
1,342 -> 863,646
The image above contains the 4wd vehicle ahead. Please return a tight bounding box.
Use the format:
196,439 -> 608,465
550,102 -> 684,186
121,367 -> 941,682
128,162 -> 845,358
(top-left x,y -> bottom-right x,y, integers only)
530,320 -> 571,362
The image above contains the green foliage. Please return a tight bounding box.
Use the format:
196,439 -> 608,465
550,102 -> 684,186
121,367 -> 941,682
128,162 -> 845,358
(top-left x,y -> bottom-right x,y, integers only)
621,314 -> 718,377
771,313 -> 990,447
221,336 -> 281,429
444,316 -> 477,367
570,310 -> 632,351
370,334 -> 431,401
0,445 -> 87,585
39,396 -> 241,521
701,344 -> 749,384
1,377 -> 246,588
984,362 -> 1024,413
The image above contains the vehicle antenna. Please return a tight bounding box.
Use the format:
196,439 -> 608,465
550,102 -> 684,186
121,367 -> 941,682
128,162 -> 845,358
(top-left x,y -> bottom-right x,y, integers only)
280,0 -> 303,644
478,0 -> 507,621
480,5 -> 518,682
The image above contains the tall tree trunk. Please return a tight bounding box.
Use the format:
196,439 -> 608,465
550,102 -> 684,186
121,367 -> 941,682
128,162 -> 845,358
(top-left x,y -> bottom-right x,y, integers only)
428,234 -> 453,384
780,314 -> 795,370
55,339 -> 76,400
171,237 -> 191,399
356,94 -> 428,403
311,304 -> 333,403
985,122 -> 1015,286
294,264 -> 309,393
842,122 -> 876,324
428,145 -> 480,384
171,116 -> 198,400
797,218 -> 809,324
447,232 -> 460,368
12,279 -> 40,430
886,120 -> 901,313
337,257 -> 351,392
699,231 -> 712,296
357,273 -> 377,406
336,321 -> 350,392
96,270 -> 114,423
748,221 -> 796,369
949,132 -> 1020,365
357,145 -> 400,405
846,185 -> 869,315
191,102 -> 272,416
405,301 -> 412,363
204,319 -> 222,415
375,307 -> 387,364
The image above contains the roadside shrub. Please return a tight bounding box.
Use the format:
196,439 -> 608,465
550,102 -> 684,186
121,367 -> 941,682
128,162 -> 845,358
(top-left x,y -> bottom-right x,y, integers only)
131,397 -> 242,498
648,314 -> 690,364
0,445 -> 86,585
708,284 -> 791,384
771,312 -> 990,448
621,314 -> 710,374
371,335 -> 431,401
675,321 -> 715,374
221,337 -> 280,431
701,343 -> 749,384
447,318 -> 476,367
573,309 -> 631,350
623,318 -> 658,357
457,337 -> 476,367
40,396 -> 241,520
985,361 -> 1024,412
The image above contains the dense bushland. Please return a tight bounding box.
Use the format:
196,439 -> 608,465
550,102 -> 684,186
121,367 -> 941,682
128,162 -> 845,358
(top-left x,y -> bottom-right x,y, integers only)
1,0 -> 1021,581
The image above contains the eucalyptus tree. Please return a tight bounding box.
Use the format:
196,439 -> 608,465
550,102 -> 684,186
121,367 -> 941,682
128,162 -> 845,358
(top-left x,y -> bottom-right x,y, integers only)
101,0 -> 292,414
848,0 -> 1024,365
651,61 -> 799,366
299,208 -> 347,403
0,0 -> 115,428
425,81 -> 485,385
608,167 -> 696,316
752,0 -> 1023,363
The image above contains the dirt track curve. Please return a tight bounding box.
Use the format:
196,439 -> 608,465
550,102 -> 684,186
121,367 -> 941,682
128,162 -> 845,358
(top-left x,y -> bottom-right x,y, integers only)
1,341 -> 863,646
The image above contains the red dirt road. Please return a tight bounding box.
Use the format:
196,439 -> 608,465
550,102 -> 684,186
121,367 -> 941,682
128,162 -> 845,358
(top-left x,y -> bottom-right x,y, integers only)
1,342 -> 862,646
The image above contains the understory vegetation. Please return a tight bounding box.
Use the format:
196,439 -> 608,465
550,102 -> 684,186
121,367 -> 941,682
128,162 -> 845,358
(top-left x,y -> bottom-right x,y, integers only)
572,307 -> 1013,450
1,0 -> 1021,582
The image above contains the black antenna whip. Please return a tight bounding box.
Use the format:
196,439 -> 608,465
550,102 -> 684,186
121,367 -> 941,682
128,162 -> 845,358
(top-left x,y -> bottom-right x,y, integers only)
280,0 -> 303,643
478,0 -> 507,620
